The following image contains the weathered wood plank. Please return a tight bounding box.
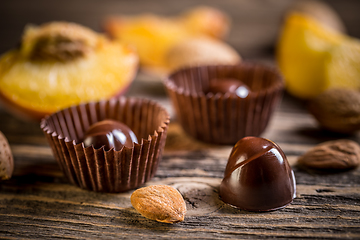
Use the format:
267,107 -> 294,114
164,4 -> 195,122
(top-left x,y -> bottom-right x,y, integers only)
0,0 -> 360,238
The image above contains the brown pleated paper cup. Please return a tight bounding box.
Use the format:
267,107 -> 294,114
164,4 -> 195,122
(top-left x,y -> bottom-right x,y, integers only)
164,63 -> 284,145
40,97 -> 170,192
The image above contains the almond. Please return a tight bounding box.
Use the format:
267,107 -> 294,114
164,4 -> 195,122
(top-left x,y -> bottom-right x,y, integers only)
131,185 -> 186,224
0,131 -> 14,180
308,88 -> 360,133
165,37 -> 241,72
298,139 -> 360,171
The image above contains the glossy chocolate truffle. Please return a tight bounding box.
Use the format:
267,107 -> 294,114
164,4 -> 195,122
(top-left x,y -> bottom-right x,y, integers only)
83,119 -> 138,151
219,136 -> 296,211
207,78 -> 250,98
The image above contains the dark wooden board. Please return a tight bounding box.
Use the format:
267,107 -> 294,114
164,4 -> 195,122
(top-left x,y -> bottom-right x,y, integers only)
0,0 -> 360,239
0,89 -> 359,239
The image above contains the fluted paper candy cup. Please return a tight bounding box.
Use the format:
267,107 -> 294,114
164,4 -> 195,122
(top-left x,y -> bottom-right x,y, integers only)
40,97 -> 170,192
165,63 -> 284,144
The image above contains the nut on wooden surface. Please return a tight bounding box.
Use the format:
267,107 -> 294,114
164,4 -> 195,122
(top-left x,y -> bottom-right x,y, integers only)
298,139 -> 360,171
165,37 -> 241,72
131,185 -> 187,224
0,131 -> 14,180
308,88 -> 360,133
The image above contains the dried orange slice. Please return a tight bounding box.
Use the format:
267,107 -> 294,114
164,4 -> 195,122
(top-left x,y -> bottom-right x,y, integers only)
325,39 -> 360,91
277,12 -> 346,99
105,14 -> 188,71
103,6 -> 230,74
0,22 -> 138,120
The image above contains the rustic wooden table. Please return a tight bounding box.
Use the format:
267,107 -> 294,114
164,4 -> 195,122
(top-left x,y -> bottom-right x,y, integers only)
0,0 -> 360,239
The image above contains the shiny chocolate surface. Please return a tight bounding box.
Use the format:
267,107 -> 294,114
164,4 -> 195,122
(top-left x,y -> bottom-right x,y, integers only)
83,119 -> 138,151
207,78 -> 250,98
219,136 -> 296,211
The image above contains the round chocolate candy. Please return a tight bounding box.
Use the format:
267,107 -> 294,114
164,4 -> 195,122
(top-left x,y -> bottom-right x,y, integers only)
83,119 -> 138,151
219,136 -> 296,211
207,78 -> 250,98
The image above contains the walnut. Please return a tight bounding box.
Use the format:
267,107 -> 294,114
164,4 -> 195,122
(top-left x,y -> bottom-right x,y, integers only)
298,139 -> 360,171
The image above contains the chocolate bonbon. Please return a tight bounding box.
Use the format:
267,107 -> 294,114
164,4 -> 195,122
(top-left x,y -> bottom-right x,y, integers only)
165,64 -> 284,145
207,78 -> 250,98
41,98 -> 170,192
83,119 -> 138,151
219,136 -> 296,211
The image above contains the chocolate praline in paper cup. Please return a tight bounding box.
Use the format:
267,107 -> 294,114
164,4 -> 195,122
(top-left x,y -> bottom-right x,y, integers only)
164,63 -> 284,145
40,97 -> 170,192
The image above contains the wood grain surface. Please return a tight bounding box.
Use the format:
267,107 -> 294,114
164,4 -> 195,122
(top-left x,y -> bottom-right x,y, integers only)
0,0 -> 360,239
1,87 -> 360,239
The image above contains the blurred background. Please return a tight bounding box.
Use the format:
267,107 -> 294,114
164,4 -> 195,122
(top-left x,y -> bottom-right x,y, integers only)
1,0 -> 359,60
